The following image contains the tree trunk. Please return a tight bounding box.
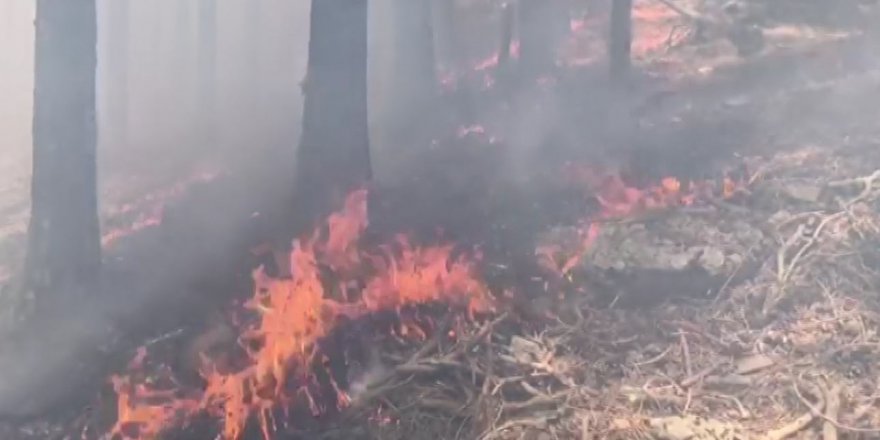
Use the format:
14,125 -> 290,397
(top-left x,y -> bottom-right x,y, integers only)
196,0 -> 217,148
609,0 -> 633,81
293,0 -> 372,234
498,2 -> 515,69
517,0 -> 569,80
431,0 -> 461,72
387,0 -> 437,140
26,0 -> 101,310
102,0 -> 129,149
172,1 -> 192,84
246,0 -> 262,105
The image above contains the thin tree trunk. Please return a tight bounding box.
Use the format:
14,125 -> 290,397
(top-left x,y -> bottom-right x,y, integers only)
431,0 -> 461,72
103,0 -> 129,149
27,0 -> 100,310
197,0 -> 218,148
609,0 -> 633,81
172,1 -> 192,85
517,0 -> 569,80
387,0 -> 437,140
498,2 -> 515,69
294,0 -> 372,234
246,0 -> 263,109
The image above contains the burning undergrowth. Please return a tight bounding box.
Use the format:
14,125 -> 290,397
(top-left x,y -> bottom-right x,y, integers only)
92,158 -> 751,440
103,189 -> 496,440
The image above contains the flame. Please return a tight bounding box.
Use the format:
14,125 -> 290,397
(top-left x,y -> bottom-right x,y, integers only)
539,164 -> 746,276
109,348 -> 200,439
108,190 -> 493,439
102,171 -> 219,247
107,161 -> 746,437
363,236 -> 494,317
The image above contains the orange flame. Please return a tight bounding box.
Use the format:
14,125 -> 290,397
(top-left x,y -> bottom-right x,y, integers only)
540,164 -> 746,276
109,189 -> 493,439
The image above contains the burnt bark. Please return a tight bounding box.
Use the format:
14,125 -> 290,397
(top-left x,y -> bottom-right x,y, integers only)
517,0 -> 569,80
609,0 -> 633,81
26,0 -> 101,308
196,0 -> 217,147
293,0 -> 372,234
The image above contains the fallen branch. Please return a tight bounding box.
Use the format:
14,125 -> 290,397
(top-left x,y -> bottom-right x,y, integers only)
822,383 -> 841,440
793,376 -> 880,434
827,169 -> 880,206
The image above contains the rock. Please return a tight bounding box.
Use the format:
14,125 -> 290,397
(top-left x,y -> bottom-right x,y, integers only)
780,181 -> 823,203
699,247 -> 727,272
648,415 -> 744,440
734,353 -> 775,375
508,336 -> 546,364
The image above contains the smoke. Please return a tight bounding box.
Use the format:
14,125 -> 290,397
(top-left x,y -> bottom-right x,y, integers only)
1,0 -> 880,425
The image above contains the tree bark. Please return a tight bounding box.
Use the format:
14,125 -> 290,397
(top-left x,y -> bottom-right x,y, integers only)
609,0 -> 633,81
101,0 -> 129,149
293,0 -> 372,234
26,0 -> 101,309
196,0 -> 218,147
517,0 -> 569,80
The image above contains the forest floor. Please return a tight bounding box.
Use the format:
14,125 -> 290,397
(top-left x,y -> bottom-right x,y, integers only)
3,1 -> 880,439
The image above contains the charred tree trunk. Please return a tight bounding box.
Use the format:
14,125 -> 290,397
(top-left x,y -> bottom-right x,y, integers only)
293,0 -> 372,233
196,0 -> 217,147
609,0 -> 633,81
26,0 -> 101,309
102,0 -> 129,149
517,0 -> 569,81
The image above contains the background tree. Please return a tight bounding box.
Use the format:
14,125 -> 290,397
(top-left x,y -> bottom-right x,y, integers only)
101,0 -> 129,149
26,0 -> 101,310
293,0 -> 372,233
196,0 -> 217,148
386,0 -> 437,140
246,0 -> 264,120
517,0 -> 569,81
431,0 -> 462,72
609,0 -> 633,81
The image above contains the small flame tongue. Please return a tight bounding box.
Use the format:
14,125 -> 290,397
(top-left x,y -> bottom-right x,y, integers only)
538,164 -> 746,277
